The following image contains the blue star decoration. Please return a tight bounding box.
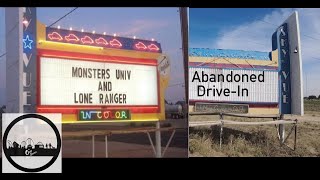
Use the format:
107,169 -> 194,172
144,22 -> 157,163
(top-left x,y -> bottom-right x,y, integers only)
23,35 -> 33,50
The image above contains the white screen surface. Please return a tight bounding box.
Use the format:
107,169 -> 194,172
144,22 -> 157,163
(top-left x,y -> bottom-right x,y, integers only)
40,57 -> 158,106
189,67 -> 279,103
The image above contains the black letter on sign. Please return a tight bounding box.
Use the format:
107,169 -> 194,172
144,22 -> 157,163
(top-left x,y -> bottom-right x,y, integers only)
192,71 -> 200,82
72,67 -> 78,77
198,85 -> 205,96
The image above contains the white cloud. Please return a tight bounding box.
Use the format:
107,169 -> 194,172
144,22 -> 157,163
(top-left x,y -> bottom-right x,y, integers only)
213,8 -> 320,96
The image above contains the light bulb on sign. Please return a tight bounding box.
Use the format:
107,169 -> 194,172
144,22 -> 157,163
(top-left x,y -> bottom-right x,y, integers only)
92,30 -> 95,34
103,32 -> 106,35
57,25 -> 61,29
81,29 -> 84,32
69,27 -> 73,31
113,33 -> 117,37
151,38 -> 155,41
22,19 -> 28,25
133,36 -> 136,39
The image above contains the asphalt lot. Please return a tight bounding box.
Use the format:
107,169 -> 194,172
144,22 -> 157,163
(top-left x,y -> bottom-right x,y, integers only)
0,118 -> 188,158
61,118 -> 188,158
62,129 -> 188,158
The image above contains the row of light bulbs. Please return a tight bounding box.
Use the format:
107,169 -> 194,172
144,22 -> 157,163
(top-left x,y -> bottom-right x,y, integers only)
57,25 -> 155,41
23,19 -> 155,41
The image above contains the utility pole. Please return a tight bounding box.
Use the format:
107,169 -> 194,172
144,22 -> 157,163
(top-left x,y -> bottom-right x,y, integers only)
179,7 -> 188,103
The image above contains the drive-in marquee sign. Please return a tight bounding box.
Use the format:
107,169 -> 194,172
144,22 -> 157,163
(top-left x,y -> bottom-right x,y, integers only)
35,23 -> 167,122
5,7 -> 169,123
6,7 -> 170,123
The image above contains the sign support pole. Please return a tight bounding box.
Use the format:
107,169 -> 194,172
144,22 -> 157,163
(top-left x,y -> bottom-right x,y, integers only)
155,121 -> 162,158
279,114 -> 285,144
279,125 -> 285,144
5,8 -> 24,113
92,135 -> 95,158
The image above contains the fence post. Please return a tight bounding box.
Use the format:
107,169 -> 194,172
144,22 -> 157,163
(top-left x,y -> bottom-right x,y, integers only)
155,121 -> 162,158
219,113 -> 224,150
294,119 -> 297,150
279,114 -> 285,144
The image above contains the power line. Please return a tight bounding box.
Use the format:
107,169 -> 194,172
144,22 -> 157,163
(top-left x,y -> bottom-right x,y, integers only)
257,18 -> 320,42
302,34 -> 320,41
257,18 -> 320,59
1,8 -> 79,60
222,12 -> 320,50
196,12 -> 320,69
295,8 -> 320,37
196,58 -> 216,67
0,53 -> 6,58
48,7 -> 78,28
311,56 -> 320,61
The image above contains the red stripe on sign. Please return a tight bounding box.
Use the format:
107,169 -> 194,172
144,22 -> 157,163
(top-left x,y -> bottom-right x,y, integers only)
38,49 -> 157,66
37,106 -> 159,114
189,100 -> 278,108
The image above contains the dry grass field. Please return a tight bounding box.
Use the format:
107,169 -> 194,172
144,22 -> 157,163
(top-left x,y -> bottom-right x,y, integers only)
189,100 -> 320,157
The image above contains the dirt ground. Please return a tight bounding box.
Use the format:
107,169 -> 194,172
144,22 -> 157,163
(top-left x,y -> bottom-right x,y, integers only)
189,100 -> 320,157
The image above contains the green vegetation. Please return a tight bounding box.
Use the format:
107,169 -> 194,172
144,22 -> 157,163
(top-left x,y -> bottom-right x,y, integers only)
304,99 -> 320,112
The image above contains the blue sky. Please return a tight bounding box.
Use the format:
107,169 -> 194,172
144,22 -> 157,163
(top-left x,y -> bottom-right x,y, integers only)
190,8 -> 276,46
190,8 -> 320,97
0,7 -> 185,105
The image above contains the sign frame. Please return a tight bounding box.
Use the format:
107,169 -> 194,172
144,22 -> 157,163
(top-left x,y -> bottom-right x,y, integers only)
36,49 -> 161,115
